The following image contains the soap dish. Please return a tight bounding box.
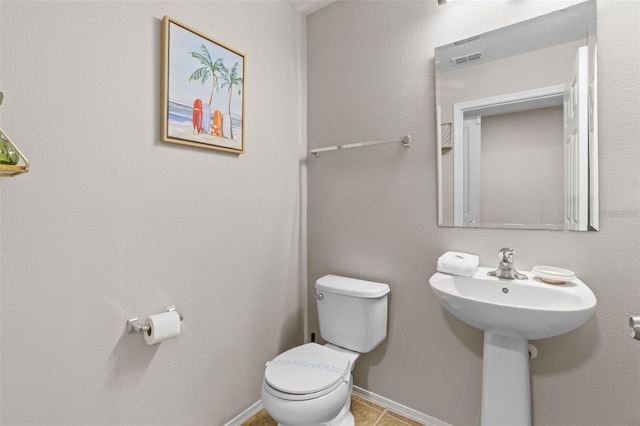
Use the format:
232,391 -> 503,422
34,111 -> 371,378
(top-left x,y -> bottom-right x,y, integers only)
532,266 -> 576,284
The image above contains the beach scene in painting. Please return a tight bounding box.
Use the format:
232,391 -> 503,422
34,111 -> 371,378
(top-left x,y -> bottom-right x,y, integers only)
166,20 -> 244,151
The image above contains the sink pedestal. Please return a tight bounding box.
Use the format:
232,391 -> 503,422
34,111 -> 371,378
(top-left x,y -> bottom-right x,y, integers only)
481,332 -> 530,426
429,268 -> 597,426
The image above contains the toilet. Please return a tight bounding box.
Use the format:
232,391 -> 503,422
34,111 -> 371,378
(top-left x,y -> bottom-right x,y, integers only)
261,274 -> 390,426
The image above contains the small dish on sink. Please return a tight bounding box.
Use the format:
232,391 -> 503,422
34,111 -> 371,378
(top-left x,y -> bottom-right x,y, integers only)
532,265 -> 576,284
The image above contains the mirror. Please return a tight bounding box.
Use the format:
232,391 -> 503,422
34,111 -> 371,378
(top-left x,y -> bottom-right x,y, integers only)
435,0 -> 598,231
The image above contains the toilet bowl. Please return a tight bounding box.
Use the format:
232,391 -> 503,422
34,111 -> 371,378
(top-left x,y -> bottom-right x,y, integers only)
260,275 -> 390,426
261,343 -> 359,426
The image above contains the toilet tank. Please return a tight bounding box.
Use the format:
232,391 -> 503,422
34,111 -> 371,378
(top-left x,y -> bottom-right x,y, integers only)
315,275 -> 390,353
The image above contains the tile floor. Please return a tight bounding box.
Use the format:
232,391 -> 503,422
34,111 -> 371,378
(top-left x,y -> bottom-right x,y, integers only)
241,394 -> 426,426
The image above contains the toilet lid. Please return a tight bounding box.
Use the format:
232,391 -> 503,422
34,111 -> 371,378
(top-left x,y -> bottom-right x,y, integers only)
265,343 -> 350,395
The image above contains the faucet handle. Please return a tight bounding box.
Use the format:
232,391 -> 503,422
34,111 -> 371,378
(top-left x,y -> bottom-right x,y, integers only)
498,247 -> 515,263
489,248 -> 528,280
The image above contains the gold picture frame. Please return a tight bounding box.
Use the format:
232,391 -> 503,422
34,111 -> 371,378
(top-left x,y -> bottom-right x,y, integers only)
161,16 -> 245,154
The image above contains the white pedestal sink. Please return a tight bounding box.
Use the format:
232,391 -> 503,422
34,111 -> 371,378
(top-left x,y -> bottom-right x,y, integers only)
429,266 -> 596,426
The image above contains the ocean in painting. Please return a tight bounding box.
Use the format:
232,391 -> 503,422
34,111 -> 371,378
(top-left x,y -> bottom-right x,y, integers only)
167,98 -> 243,150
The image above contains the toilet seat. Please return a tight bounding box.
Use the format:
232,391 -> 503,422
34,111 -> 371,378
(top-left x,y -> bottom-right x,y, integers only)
264,343 -> 351,401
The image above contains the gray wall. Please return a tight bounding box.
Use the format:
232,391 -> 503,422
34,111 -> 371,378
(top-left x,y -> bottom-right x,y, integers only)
0,1 -> 306,424
307,1 -> 639,425
480,106 -> 564,226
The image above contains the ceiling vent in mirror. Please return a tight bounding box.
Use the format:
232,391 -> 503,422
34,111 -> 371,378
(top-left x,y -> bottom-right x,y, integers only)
450,51 -> 483,65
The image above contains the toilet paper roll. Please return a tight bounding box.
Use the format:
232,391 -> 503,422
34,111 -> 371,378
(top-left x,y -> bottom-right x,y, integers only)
144,310 -> 181,345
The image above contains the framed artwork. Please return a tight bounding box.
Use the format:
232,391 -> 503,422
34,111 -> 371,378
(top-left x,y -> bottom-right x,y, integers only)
161,16 -> 245,154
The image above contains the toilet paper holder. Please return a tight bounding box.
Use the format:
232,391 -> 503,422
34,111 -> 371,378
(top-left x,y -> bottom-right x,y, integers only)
127,305 -> 184,334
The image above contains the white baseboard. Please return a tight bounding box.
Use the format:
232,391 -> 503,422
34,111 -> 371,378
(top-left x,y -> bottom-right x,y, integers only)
352,386 -> 453,426
223,399 -> 264,426
225,387 -> 452,426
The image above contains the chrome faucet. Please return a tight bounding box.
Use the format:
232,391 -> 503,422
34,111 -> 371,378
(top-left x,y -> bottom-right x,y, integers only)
487,247 -> 528,280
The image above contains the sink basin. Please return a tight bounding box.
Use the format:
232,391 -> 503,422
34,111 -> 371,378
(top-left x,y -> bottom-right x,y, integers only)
429,265 -> 596,425
429,266 -> 597,340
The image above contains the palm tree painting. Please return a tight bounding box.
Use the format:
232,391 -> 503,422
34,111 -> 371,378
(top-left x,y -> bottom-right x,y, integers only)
162,16 -> 245,154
